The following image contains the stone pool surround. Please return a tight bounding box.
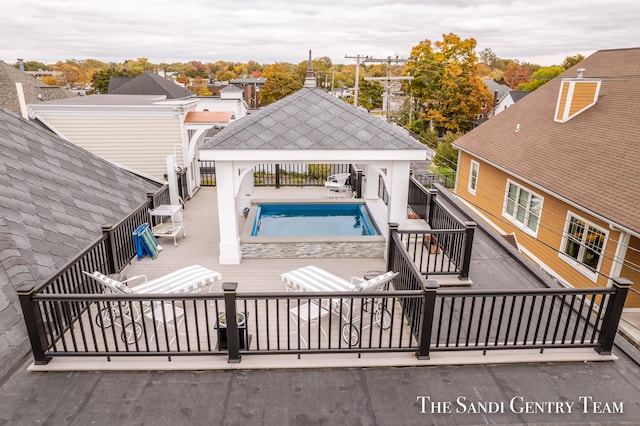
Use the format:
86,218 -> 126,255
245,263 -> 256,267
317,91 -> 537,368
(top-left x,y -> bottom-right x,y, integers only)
240,199 -> 386,258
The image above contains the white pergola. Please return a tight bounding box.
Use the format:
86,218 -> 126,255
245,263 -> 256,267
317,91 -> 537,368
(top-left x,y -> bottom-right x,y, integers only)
199,87 -> 429,264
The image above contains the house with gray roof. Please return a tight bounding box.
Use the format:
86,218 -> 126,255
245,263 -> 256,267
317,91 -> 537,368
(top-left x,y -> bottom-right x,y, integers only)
490,90 -> 529,117
0,107 -> 164,378
0,60 -> 74,115
108,72 -> 194,99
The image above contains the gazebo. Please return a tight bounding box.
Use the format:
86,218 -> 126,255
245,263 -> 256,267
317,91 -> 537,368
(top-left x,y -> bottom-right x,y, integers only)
200,59 -> 428,264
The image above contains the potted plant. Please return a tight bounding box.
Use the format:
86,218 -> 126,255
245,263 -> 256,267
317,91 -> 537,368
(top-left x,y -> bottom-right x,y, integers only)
217,312 -> 246,327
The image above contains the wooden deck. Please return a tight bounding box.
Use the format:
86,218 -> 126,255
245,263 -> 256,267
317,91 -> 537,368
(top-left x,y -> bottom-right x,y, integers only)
123,186 -> 388,292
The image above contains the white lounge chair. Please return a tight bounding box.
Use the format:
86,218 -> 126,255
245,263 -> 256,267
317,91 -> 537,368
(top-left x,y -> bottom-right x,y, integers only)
281,266 -> 398,346
84,265 -> 222,344
324,173 -> 351,197
281,265 -> 397,294
83,265 -> 222,295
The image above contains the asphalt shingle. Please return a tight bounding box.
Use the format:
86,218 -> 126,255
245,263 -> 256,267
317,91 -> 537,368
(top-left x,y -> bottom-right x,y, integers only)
456,48 -> 640,234
202,88 -> 424,151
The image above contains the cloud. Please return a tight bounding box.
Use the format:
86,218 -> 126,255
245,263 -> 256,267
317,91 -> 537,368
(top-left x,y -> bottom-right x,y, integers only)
2,0 -> 639,66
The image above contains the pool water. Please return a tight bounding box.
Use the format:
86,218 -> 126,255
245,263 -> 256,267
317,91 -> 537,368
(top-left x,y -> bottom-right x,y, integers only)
251,203 -> 378,237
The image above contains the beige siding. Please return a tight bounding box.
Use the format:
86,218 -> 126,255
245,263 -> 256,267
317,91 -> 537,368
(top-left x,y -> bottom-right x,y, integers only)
456,152 -> 636,307
555,81 -> 569,121
621,235 -> 640,308
569,82 -> 599,116
41,114 -> 182,180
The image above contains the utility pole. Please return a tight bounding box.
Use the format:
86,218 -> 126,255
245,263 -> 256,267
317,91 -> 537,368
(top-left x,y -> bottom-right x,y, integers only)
364,56 -> 411,122
345,54 -> 368,107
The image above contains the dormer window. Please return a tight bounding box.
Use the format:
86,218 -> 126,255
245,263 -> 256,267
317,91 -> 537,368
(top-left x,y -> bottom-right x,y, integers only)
554,68 -> 601,123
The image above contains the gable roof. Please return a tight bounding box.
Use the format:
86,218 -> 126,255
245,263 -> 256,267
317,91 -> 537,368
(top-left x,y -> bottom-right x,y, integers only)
0,61 -> 74,114
202,88 -> 425,151
505,90 -> 529,103
109,72 -> 193,99
0,107 -> 163,291
107,76 -> 134,93
483,78 -> 511,102
456,47 -> 640,235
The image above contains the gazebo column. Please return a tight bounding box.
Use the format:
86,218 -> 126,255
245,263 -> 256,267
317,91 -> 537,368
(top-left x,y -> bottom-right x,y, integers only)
216,161 -> 242,264
388,161 -> 410,224
364,164 -> 379,199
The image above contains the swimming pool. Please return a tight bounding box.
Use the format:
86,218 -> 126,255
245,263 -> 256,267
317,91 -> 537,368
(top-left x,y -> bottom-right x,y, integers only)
240,200 -> 385,259
251,203 -> 378,237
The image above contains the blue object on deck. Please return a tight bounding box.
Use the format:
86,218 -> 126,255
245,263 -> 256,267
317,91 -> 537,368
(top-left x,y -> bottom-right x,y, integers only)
133,224 -> 161,260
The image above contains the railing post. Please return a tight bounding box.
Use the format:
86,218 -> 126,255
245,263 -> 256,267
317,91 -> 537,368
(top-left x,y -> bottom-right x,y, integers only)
356,169 -> 363,198
386,223 -> 399,272
596,277 -> 633,355
101,226 -> 117,274
222,282 -> 241,363
426,188 -> 437,227
17,287 -> 51,365
275,164 -> 281,189
416,280 -> 439,360
459,221 -> 476,279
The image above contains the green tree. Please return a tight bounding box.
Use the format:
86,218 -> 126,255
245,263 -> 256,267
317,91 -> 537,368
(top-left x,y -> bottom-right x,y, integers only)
14,60 -> 49,71
519,66 -> 565,91
404,33 -> 492,135
433,132 -> 461,170
92,67 -> 134,93
562,54 -> 585,69
259,64 -> 303,105
357,80 -> 384,111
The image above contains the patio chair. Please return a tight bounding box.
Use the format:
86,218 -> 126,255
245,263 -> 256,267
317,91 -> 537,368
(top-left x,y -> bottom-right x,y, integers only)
281,266 -> 398,346
289,301 -> 329,348
324,173 -> 351,197
281,265 -> 397,294
83,265 -> 222,342
83,265 -> 222,295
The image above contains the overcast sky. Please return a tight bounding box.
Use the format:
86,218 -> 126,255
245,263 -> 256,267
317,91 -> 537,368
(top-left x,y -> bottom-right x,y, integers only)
2,0 -> 638,66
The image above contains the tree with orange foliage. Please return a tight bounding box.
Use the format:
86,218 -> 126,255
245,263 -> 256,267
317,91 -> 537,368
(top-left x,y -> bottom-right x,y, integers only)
502,61 -> 531,89
404,33 -> 492,134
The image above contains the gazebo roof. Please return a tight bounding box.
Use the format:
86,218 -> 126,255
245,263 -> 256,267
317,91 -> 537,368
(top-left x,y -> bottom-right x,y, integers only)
201,88 -> 425,151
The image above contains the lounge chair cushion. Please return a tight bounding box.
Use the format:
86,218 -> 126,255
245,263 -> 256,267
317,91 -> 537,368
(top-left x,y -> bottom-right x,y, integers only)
85,271 -> 134,294
84,265 -> 222,294
134,265 -> 222,293
281,266 -> 397,293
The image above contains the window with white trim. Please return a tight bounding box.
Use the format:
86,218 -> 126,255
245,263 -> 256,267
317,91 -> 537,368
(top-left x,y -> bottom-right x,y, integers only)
561,214 -> 607,275
468,160 -> 479,194
503,181 -> 543,234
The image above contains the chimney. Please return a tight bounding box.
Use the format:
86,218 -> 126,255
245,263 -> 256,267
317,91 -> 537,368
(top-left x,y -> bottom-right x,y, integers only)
17,58 -> 24,72
576,68 -> 585,79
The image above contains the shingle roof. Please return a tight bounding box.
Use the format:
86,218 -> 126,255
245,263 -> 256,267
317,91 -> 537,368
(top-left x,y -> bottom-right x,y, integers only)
506,90 -> 529,103
483,78 -> 511,101
0,61 -> 74,114
456,47 -> 640,234
202,88 -> 424,150
0,107 -> 163,291
109,72 -> 193,99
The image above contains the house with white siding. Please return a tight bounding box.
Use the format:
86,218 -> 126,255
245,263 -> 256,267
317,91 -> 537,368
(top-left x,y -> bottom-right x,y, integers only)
27,94 -> 216,199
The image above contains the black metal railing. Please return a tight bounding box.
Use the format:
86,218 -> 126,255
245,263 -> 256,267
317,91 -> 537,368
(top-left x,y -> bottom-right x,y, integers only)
199,162 -> 364,195
17,276 -> 632,364
177,167 -> 188,201
405,179 -> 476,279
